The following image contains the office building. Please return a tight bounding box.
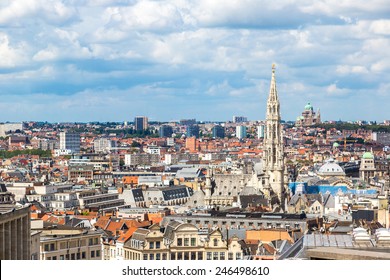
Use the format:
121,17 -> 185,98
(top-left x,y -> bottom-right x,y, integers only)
186,125 -> 199,138
159,125 -> 173,138
59,132 -> 80,154
233,116 -> 247,123
134,116 -> 148,131
212,125 -> 225,138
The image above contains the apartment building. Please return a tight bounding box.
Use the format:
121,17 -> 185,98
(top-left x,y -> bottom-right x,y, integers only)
123,221 -> 245,260
39,228 -> 103,260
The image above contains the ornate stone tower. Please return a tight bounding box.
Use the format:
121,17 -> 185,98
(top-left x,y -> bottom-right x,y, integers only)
263,64 -> 285,206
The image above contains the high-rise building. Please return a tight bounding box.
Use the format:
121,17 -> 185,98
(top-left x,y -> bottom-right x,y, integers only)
263,64 -> 286,206
159,125 -> 173,138
257,125 -> 265,139
236,126 -> 247,140
186,125 -> 199,138
233,116 -> 247,123
212,125 -> 225,138
59,132 -> 80,154
134,116 -> 148,131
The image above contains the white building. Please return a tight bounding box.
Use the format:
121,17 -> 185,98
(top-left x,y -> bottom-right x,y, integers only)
146,146 -> 161,155
59,132 -> 80,154
53,149 -> 72,157
94,138 -> 117,153
236,126 -> 247,140
257,125 -> 265,139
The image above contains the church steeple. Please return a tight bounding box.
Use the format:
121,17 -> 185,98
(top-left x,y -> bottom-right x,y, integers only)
268,64 -> 278,103
266,64 -> 281,122
263,64 -> 285,208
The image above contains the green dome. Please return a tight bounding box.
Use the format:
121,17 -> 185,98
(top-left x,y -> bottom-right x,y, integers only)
304,102 -> 313,110
362,152 -> 374,159
333,142 -> 340,147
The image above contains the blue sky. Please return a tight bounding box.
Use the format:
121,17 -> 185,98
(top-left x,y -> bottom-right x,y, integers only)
0,0 -> 390,122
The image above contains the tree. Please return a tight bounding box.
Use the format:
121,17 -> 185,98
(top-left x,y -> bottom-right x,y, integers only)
131,141 -> 141,148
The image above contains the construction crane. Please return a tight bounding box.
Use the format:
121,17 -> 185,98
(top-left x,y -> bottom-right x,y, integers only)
343,137 -> 357,150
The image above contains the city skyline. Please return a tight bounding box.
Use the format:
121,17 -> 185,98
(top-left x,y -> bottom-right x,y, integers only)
1,0 -> 390,122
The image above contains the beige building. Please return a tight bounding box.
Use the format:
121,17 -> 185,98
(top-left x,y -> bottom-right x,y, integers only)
1,183 -> 31,260
360,152 -> 376,183
0,205 -> 31,260
124,221 -> 245,260
31,231 -> 41,260
39,228 -> 103,260
295,102 -> 321,127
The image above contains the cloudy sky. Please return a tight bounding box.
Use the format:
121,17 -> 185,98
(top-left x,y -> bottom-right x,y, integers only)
1,0 -> 390,122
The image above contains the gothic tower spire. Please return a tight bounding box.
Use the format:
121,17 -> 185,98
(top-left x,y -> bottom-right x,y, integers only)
263,64 -> 285,208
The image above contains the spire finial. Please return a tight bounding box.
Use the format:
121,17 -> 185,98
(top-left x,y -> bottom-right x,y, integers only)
272,63 -> 276,73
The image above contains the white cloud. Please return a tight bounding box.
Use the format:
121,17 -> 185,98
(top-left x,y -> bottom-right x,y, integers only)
102,1 -> 185,32
1,0 -> 390,121
0,33 -> 27,68
0,0 -> 78,26
326,83 -> 350,96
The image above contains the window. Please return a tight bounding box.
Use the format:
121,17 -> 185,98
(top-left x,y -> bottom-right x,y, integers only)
143,254 -> 148,260
220,252 -> 225,260
213,252 -> 218,260
228,252 -> 233,260
213,238 -> 218,246
76,253 -> 80,260
197,252 -> 203,260
149,254 -> 154,260
177,252 -> 183,260
162,253 -> 167,260
52,256 -> 57,260
96,250 -> 100,258
156,241 -> 161,249
207,252 -> 212,260
149,242 -> 154,249
71,253 -> 75,260
184,238 -> 189,246
177,238 -> 183,246
236,252 -> 241,260
191,252 -> 196,260
191,238 -> 196,246
156,253 -> 161,260
91,251 -> 95,258
184,252 -> 189,260
60,255 -> 64,260
170,253 -> 176,260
